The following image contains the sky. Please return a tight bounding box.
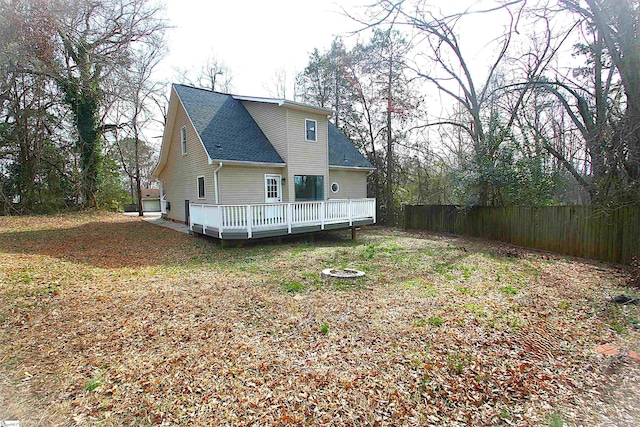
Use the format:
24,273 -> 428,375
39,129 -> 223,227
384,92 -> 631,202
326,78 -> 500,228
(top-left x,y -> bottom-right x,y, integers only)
147,0 -> 523,144
159,0 -> 369,97
157,0 -> 524,98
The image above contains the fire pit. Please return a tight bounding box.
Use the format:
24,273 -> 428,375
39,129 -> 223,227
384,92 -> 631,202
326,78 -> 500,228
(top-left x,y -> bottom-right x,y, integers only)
321,268 -> 366,279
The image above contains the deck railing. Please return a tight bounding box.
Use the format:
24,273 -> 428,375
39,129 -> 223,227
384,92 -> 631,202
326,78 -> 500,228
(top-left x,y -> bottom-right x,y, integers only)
190,198 -> 376,239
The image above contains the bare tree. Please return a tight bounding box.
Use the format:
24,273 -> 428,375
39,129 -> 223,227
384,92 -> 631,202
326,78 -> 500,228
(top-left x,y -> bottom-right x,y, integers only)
176,55 -> 234,93
111,40 -> 166,216
363,0 -> 573,206
535,0 -> 640,204
50,0 -> 168,208
263,68 -> 290,98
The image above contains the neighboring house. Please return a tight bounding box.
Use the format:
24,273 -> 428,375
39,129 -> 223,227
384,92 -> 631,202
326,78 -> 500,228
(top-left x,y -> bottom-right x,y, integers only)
152,84 -> 375,240
140,188 -> 161,213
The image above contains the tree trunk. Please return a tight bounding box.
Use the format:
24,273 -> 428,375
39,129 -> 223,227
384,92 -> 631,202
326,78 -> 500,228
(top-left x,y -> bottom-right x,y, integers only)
135,130 -> 144,216
386,59 -> 394,226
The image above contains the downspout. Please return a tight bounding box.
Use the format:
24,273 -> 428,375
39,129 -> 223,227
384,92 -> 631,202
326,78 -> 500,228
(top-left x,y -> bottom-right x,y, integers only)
213,162 -> 223,204
159,180 -> 166,217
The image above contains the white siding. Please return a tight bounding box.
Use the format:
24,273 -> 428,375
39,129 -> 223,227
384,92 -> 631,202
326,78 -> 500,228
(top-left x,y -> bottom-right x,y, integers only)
218,166 -> 287,205
329,169 -> 368,199
156,104 -> 216,222
159,98 -> 369,219
286,109 -> 329,201
242,102 -> 288,161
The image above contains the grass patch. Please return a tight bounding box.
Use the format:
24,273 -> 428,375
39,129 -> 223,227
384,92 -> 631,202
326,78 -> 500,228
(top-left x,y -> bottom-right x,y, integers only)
85,376 -> 102,392
403,280 -> 437,297
499,285 -> 519,295
283,281 -> 305,293
427,316 -> 443,326
457,286 -> 471,295
548,412 -> 564,427
0,214 -> 637,426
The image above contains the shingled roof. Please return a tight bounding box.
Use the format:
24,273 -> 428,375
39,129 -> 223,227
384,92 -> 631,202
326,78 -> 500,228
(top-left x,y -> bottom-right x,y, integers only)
174,84 -> 373,169
328,123 -> 373,169
174,84 -> 285,164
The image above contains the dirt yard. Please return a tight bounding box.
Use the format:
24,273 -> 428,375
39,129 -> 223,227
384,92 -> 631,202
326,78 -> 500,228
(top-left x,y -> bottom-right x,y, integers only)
0,212 -> 638,426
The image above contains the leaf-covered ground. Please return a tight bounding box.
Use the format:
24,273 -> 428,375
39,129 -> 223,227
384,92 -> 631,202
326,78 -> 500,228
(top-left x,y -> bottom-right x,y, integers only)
0,212 -> 638,426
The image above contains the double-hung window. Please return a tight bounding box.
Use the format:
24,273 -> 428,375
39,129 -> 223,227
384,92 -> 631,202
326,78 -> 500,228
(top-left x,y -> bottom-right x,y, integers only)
197,176 -> 205,199
305,119 -> 317,142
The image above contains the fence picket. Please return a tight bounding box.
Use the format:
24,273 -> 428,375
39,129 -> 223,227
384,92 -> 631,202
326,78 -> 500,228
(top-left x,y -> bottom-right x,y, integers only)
404,205 -> 639,264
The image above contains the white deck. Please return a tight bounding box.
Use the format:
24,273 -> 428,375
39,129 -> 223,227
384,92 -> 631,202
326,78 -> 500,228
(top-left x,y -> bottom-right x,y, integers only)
187,199 -> 376,240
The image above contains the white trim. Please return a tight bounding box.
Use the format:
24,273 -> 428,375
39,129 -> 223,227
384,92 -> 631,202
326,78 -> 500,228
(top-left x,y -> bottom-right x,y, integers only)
197,175 -> 206,200
152,88 -> 180,177
180,126 -> 187,155
233,95 -> 285,106
264,174 -> 282,203
174,87 -> 213,163
331,182 -> 340,194
329,165 -> 376,171
286,109 -> 291,201
153,86 -> 214,177
208,159 -> 286,168
233,95 -> 333,114
213,162 -> 223,204
305,118 -> 317,142
188,198 -> 376,240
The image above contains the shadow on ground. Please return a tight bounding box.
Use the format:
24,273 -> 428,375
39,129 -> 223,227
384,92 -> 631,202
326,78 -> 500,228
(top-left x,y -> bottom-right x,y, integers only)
0,220 -> 198,269
0,216 -> 366,269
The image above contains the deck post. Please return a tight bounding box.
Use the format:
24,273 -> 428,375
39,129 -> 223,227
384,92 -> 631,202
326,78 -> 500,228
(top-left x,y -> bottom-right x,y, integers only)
218,207 -> 224,239
351,226 -> 357,240
372,199 -> 376,224
320,201 -> 325,230
246,205 -> 253,239
348,200 -> 353,226
287,203 -> 292,234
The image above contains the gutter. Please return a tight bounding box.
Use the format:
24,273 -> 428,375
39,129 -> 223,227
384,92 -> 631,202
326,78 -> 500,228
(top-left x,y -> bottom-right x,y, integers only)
213,162 -> 223,204
329,165 -> 376,171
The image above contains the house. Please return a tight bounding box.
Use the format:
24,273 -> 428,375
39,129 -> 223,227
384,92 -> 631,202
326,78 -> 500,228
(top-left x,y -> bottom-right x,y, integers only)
152,84 -> 375,240
140,188 -> 161,213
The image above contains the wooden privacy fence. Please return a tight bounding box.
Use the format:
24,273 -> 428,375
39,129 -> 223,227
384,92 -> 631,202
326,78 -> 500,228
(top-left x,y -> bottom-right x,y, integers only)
404,205 -> 640,264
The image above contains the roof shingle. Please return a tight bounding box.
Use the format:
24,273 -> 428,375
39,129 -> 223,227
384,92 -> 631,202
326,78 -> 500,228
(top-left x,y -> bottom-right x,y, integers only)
328,123 -> 373,169
174,84 -> 285,164
175,84 -> 373,170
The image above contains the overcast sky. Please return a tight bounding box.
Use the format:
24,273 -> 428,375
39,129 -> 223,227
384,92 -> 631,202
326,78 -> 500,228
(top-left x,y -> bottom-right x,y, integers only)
146,0 -> 524,144
160,0 -> 368,97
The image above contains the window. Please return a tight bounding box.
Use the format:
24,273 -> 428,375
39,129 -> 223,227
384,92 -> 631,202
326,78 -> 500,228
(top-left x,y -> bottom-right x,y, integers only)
305,119 -> 317,142
181,126 -> 187,155
197,176 -> 205,199
331,182 -> 339,193
294,175 -> 324,201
